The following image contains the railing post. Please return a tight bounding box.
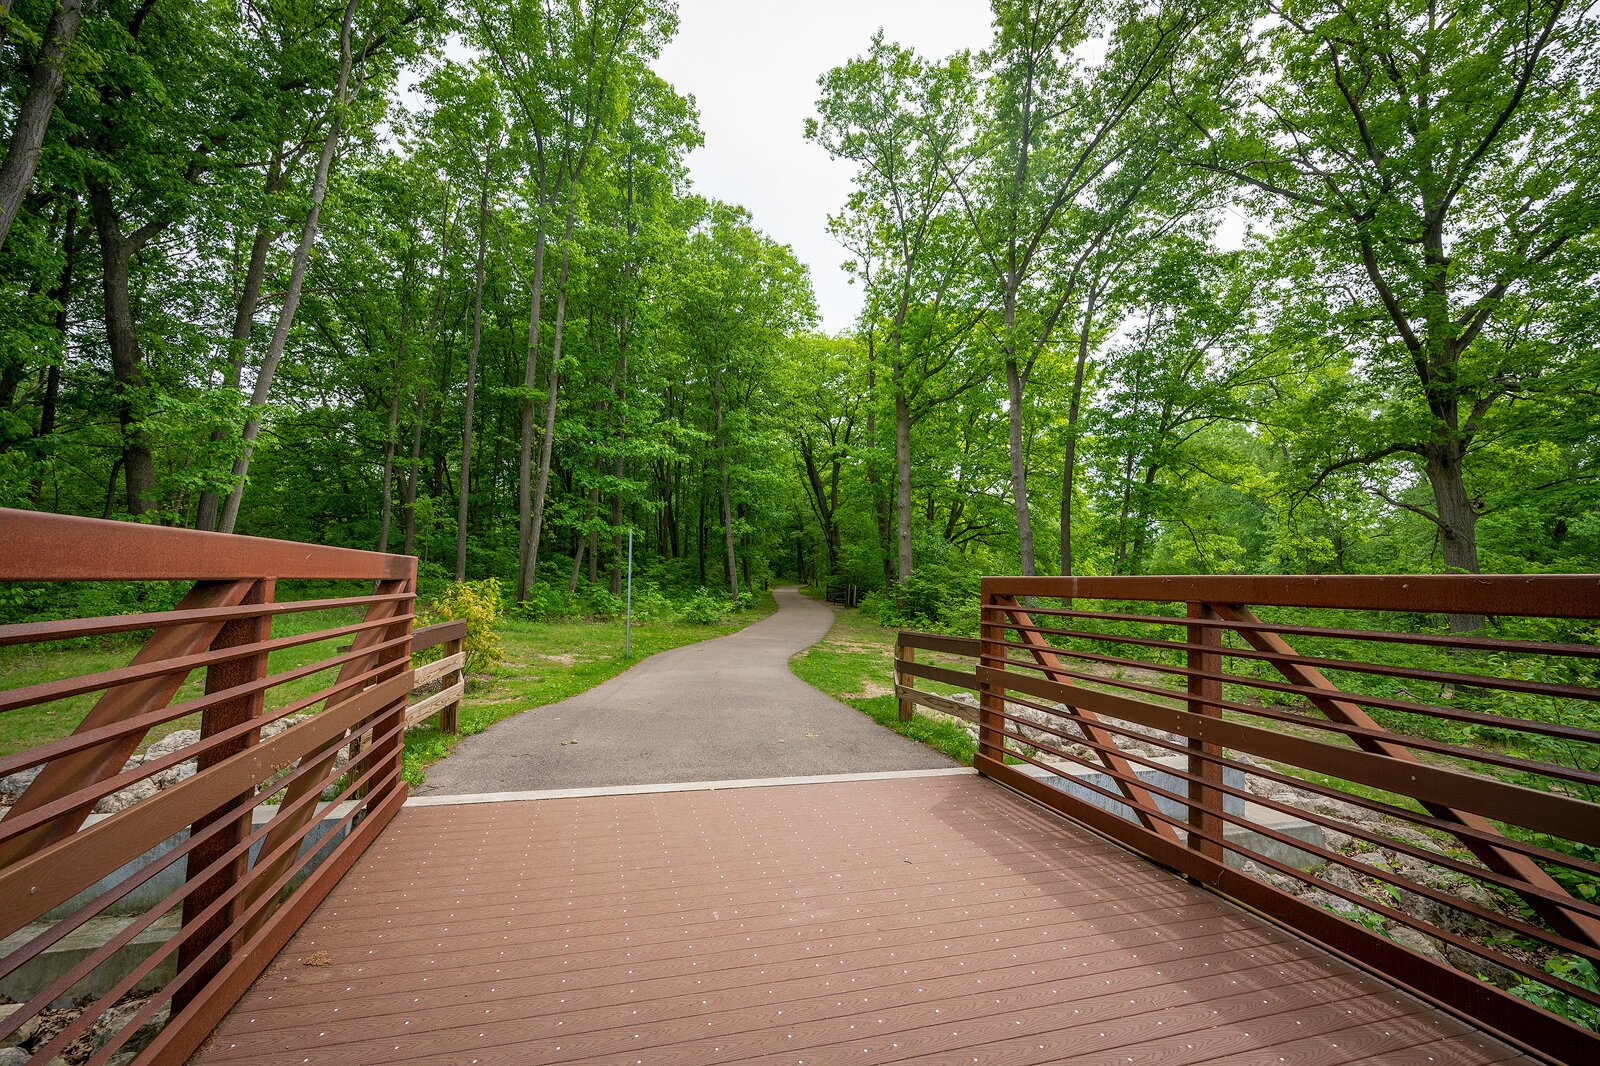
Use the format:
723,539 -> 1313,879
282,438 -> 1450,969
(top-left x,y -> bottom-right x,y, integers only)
977,585 -> 1006,769
1186,600 -> 1224,861
359,569 -> 417,799
440,633 -> 463,734
175,577 -> 274,1011
896,639 -> 915,723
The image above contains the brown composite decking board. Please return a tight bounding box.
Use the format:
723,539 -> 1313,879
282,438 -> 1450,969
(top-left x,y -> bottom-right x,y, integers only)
196,776 -> 1535,1066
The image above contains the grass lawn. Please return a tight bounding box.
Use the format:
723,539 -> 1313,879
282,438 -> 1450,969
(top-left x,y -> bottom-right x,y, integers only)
0,593 -> 779,792
1,604 -> 373,761
400,592 -> 777,785
787,596 -> 977,765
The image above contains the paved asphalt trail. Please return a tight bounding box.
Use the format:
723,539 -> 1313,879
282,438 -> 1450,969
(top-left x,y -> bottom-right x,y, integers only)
415,587 -> 954,794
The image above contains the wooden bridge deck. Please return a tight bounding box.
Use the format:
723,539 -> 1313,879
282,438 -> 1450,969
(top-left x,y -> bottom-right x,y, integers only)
195,773 -> 1532,1066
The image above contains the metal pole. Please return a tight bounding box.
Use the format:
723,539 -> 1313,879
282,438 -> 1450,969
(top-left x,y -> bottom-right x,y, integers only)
625,527 -> 633,658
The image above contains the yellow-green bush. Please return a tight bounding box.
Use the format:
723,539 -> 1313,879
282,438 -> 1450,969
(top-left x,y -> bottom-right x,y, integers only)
422,579 -> 504,673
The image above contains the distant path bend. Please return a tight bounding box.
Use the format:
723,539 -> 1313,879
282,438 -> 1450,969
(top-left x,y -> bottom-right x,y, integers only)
415,586 -> 953,795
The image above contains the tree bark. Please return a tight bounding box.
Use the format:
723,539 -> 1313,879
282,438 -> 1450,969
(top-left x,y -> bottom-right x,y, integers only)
1004,351 -> 1036,575
515,195 -> 549,599
196,153 -> 285,531
1424,443 -> 1484,629
455,172 -> 490,581
218,0 -> 357,533
31,199 -> 75,505
893,367 -> 913,584
401,382 -> 425,556
88,185 -> 158,516
376,294 -> 409,552
525,202 -> 577,587
1059,284 -> 1099,576
0,0 -> 83,252
715,374 -> 739,599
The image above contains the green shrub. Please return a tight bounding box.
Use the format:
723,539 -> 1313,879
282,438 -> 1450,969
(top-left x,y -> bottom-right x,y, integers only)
421,578 -> 504,673
505,583 -> 576,622
679,588 -> 731,624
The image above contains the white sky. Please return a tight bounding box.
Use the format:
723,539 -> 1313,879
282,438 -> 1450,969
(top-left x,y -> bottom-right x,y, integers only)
656,1 -> 995,333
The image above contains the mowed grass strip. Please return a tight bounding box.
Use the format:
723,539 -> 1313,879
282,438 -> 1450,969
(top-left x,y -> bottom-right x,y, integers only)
787,596 -> 976,765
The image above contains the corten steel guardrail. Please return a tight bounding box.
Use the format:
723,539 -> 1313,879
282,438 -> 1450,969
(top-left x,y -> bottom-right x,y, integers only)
896,574 -> 1600,1064
0,509 -> 418,1065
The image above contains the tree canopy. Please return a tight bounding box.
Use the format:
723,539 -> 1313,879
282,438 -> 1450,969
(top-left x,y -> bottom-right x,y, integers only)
1,0 -> 1595,624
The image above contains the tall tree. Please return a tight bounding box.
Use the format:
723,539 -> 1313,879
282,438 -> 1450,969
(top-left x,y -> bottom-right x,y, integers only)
809,35 -> 976,582
1188,0 -> 1600,606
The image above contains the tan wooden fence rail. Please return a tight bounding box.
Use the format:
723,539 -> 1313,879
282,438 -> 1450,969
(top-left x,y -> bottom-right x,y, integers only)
0,509 -> 421,1065
407,619 -> 466,732
897,574 -> 1600,1063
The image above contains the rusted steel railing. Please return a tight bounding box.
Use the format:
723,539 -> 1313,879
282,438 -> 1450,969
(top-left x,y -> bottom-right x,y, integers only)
407,619 -> 466,733
898,574 -> 1600,1063
0,508 -> 416,1065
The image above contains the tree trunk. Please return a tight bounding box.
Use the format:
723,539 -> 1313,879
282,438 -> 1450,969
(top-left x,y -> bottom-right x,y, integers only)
0,0 -> 82,252
715,376 -> 739,599
1059,286 -> 1098,576
376,300 -> 408,552
31,199 -> 75,505
218,0 -> 357,534
88,186 -> 157,516
1423,443 -> 1484,630
515,199 -> 549,599
893,360 -> 913,584
197,154 -> 284,531
864,347 -> 892,591
401,383 -> 425,556
525,203 -> 577,587
1004,353 -> 1036,575
455,174 -> 490,582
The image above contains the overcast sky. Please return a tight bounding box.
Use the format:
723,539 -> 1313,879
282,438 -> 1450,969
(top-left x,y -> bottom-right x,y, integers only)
656,1 -> 995,334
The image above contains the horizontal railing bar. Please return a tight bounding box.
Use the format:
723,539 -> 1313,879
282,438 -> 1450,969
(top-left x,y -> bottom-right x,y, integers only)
0,634 -> 410,779
979,750 -> 1600,1063
985,732 -> 1600,1004
987,691 -> 1600,923
0,722 -> 399,1025
0,612 -> 415,715
985,665 -> 1600,846
896,631 -> 980,656
895,658 -> 979,690
999,603 -> 1600,660
411,619 -> 467,653
981,573 -> 1600,618
986,718 -> 1600,965
32,755 -> 404,1064
993,682 -> 1600,880
0,593 -> 411,648
894,685 -> 978,723
983,630 -> 1600,747
0,706 -> 382,990
986,613 -> 1600,706
0,508 -> 413,582
0,671 -> 411,932
0,655 -> 403,849
983,647 -> 1600,790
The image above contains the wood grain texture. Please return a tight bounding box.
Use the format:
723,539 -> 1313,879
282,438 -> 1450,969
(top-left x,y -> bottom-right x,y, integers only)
195,776 -> 1536,1066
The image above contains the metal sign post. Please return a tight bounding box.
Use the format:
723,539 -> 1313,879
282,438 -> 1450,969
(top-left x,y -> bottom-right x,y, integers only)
624,527 -> 633,658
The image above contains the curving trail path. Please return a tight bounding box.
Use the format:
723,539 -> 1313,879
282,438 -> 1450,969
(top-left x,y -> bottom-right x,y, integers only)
414,586 -> 953,795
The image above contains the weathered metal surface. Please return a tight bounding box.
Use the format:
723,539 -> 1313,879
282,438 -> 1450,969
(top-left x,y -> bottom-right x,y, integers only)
195,776 -> 1532,1066
892,573 -> 1600,1061
982,572 -> 1600,617
0,508 -> 418,1065
0,507 -> 412,581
